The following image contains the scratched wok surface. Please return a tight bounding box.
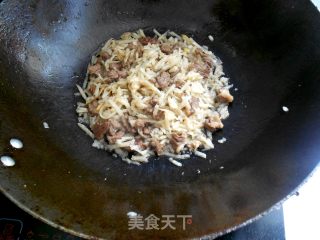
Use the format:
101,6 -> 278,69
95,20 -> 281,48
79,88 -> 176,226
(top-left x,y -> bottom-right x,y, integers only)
1,0 -> 320,239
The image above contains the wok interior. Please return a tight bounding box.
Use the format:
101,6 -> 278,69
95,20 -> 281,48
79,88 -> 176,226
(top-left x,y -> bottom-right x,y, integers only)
1,0 -> 320,239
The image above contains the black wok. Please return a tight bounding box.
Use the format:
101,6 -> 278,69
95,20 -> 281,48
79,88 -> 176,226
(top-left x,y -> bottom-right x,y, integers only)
1,0 -> 320,239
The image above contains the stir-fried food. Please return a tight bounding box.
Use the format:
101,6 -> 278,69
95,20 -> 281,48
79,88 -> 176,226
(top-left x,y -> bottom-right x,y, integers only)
76,29 -> 233,165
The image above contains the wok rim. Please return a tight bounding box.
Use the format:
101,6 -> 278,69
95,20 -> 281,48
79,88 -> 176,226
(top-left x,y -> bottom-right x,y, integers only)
1,164 -> 319,239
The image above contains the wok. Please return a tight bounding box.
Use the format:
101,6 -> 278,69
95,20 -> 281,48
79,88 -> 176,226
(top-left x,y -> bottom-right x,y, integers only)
1,0 -> 320,239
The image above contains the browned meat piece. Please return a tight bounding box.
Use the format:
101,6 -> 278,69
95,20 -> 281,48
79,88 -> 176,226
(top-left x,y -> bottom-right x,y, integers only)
203,55 -> 213,68
202,65 -> 211,78
88,84 -> 96,95
153,109 -> 165,120
217,89 -> 234,103
135,138 -> 146,149
171,132 -> 186,143
104,119 -> 125,144
107,69 -> 119,80
107,63 -> 128,79
187,140 -> 201,151
185,96 -> 200,116
191,49 -> 214,78
88,64 -> 102,75
91,120 -> 109,140
127,43 -> 135,50
88,100 -> 99,116
121,116 -> 137,134
194,48 -> 208,57
100,51 -> 110,61
135,119 -> 146,128
160,43 -> 173,54
204,115 -> 224,131
150,96 -> 159,107
107,130 -> 125,144
150,139 -> 164,155
175,80 -> 184,88
142,126 -> 151,135
139,36 -> 158,45
144,97 -> 158,115
191,62 -> 211,78
155,71 -> 171,89
108,119 -> 123,136
118,69 -> 128,78
170,132 -> 187,153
